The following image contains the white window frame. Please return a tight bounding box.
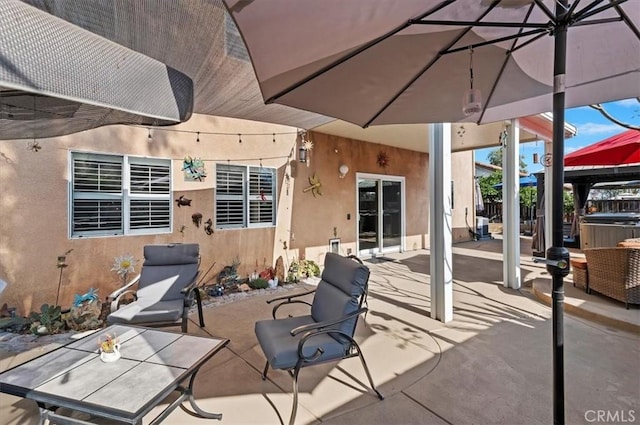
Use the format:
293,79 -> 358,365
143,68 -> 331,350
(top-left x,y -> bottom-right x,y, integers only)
215,163 -> 277,229
69,151 -> 172,238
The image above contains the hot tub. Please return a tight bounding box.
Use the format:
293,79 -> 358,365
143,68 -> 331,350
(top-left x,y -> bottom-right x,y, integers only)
580,212 -> 640,249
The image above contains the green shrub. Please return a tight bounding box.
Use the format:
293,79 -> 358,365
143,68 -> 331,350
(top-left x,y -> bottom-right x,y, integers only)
248,277 -> 269,289
287,258 -> 321,282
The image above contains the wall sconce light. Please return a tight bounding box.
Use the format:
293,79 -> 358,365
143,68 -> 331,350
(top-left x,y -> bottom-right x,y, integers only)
338,164 -> 349,178
297,129 -> 313,166
298,145 -> 307,163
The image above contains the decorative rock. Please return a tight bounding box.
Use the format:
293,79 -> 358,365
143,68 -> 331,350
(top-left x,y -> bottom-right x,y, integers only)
275,256 -> 285,282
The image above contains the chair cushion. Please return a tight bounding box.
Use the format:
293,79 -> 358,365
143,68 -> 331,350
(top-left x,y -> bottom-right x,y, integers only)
570,258 -> 588,270
311,253 -> 370,337
138,264 -> 198,301
255,315 -> 349,370
618,241 -> 640,248
143,243 -> 199,266
320,253 -> 369,297
107,299 -> 183,325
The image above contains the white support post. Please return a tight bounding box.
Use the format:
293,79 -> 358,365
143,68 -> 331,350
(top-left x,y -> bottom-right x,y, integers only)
502,119 -> 521,289
429,123 -> 453,322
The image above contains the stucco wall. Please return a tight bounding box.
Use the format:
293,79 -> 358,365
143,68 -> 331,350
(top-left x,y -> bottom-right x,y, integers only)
0,116 -> 476,315
290,132 -> 431,264
0,115 -> 297,314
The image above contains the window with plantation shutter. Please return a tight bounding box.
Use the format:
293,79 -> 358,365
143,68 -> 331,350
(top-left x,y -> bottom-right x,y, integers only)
249,166 -> 275,225
216,164 -> 276,228
70,152 -> 171,237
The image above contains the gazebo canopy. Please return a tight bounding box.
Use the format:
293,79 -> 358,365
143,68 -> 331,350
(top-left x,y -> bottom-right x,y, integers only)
564,130 -> 640,167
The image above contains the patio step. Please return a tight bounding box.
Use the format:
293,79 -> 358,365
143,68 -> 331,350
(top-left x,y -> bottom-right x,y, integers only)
533,277 -> 639,334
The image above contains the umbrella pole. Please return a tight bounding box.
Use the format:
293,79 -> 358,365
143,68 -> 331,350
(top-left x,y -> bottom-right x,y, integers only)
548,2 -> 571,424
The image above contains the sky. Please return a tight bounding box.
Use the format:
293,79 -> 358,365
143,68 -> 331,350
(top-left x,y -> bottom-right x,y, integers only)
476,98 -> 640,174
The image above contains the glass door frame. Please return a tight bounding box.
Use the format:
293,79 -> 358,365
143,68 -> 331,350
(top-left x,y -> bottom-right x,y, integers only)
356,173 -> 406,257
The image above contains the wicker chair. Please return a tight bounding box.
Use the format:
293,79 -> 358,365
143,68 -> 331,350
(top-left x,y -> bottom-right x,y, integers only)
583,247 -> 640,309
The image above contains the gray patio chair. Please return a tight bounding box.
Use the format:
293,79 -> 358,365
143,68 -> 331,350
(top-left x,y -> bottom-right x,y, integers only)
107,243 -> 205,333
255,253 -> 383,425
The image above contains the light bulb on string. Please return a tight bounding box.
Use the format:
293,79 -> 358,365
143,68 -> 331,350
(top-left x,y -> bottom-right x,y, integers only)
273,133 -> 276,143
147,128 -> 152,143
196,132 -> 200,143
238,134 -> 242,144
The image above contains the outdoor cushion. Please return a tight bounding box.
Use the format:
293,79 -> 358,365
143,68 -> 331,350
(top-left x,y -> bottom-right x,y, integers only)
107,299 -> 183,325
138,265 -> 198,301
311,254 -> 369,337
570,258 -> 588,269
107,243 -> 204,332
618,240 -> 640,248
143,244 -> 199,266
255,315 -> 349,370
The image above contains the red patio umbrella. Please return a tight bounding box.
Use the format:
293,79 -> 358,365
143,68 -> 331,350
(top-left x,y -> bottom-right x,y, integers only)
564,130 -> 640,166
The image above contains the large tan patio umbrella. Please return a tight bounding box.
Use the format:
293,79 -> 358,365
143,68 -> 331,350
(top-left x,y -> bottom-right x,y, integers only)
222,1 -> 640,422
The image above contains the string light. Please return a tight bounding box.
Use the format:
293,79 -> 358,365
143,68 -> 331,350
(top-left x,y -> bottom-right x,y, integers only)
238,134 -> 242,144
132,125 -> 299,140
196,131 -> 200,143
147,128 -> 152,143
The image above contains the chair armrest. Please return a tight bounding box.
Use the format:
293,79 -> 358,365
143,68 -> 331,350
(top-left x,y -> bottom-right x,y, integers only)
266,288 -> 316,305
268,289 -> 316,319
181,271 -> 201,295
110,290 -> 138,313
290,307 -> 368,336
107,275 -> 141,301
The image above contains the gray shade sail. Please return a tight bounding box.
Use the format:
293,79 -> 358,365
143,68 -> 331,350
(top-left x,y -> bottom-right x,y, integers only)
0,0 -> 333,140
1,0 -> 194,139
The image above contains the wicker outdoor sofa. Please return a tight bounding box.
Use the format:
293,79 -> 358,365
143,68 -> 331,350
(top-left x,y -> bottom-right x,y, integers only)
583,247 -> 640,308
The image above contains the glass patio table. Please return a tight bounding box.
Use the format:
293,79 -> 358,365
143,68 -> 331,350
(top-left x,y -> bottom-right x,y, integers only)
0,324 -> 229,424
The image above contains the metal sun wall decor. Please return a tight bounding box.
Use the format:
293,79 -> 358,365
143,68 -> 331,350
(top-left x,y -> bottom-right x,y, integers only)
182,156 -> 207,181
377,151 -> 389,168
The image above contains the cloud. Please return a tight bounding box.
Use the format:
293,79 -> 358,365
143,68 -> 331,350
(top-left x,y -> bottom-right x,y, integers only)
577,122 -> 622,135
613,98 -> 639,107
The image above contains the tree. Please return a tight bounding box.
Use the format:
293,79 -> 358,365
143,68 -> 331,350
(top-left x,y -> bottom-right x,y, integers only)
478,171 -> 502,203
486,148 -> 528,173
521,186 -> 536,209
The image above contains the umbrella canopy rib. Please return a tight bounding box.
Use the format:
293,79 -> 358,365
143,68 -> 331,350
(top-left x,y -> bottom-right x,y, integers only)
410,19 -> 549,29
444,28 -> 549,54
264,0 -> 457,106
364,3 -> 502,128
575,0 -> 628,22
611,3 -> 640,39
533,0 -> 556,21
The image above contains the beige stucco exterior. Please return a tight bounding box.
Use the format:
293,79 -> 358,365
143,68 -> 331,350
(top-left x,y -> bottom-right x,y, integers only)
0,115 -> 476,315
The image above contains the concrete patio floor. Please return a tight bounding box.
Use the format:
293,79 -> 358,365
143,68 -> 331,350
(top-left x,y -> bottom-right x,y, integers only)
1,238 -> 638,424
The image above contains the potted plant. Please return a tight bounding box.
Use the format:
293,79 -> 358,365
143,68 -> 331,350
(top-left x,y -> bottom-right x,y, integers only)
98,333 -> 121,362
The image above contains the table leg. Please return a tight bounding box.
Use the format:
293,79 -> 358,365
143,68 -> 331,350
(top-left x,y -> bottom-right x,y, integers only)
148,371 -> 222,425
180,368 -> 222,420
38,407 -> 97,425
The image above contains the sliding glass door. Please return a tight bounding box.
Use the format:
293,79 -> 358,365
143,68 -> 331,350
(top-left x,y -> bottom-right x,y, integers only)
357,174 -> 404,256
